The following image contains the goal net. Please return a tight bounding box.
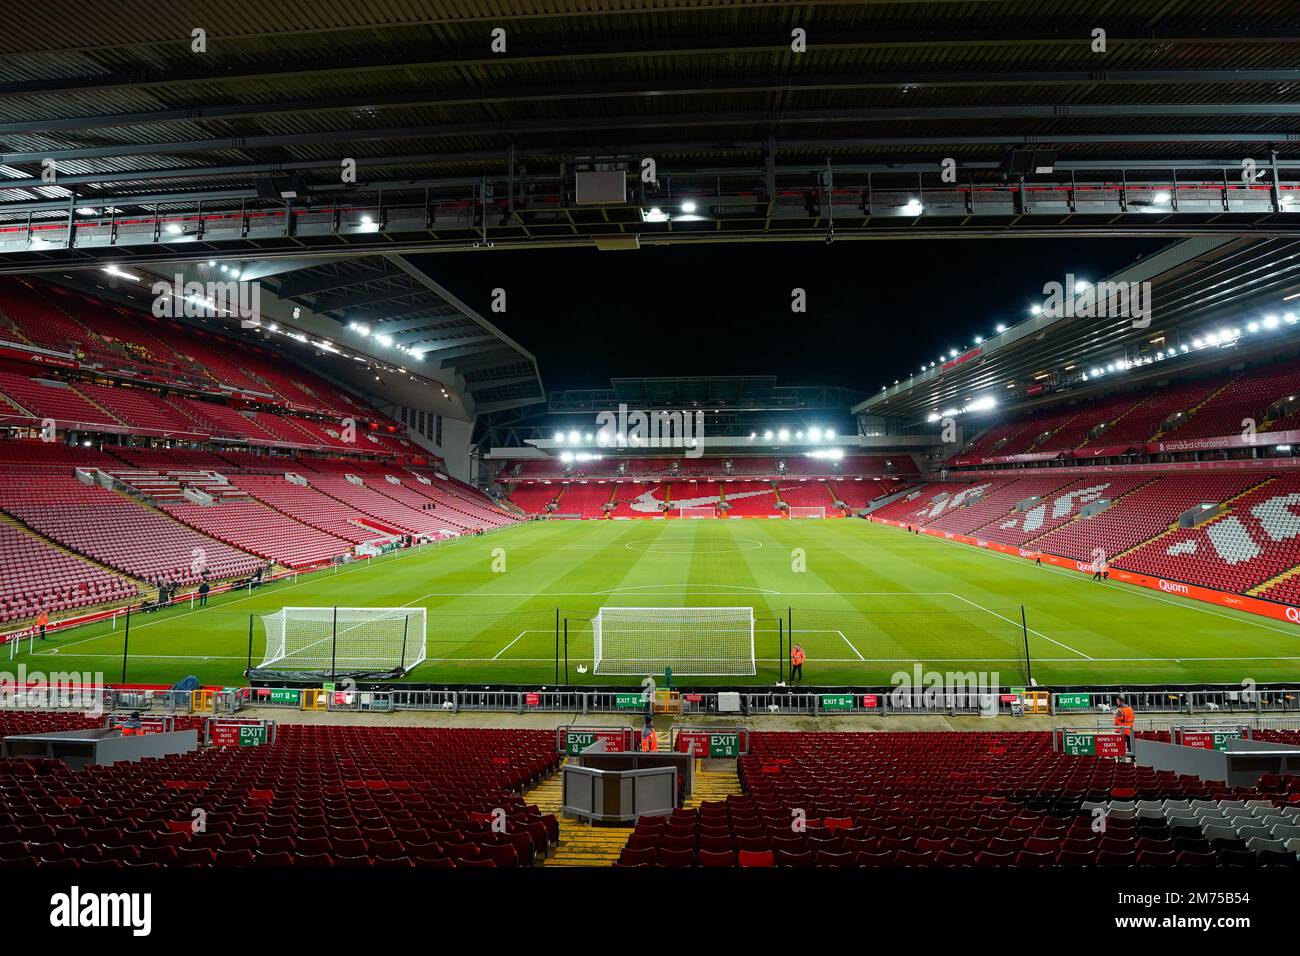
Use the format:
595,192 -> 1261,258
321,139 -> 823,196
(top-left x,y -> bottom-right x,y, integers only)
680,506 -> 716,519
592,606 -> 755,676
250,606 -> 427,681
788,506 -> 826,518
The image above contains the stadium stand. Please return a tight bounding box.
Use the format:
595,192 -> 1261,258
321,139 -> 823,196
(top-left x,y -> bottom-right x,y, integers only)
550,483 -> 614,518
720,481 -> 779,516
0,474 -> 261,586
0,523 -> 136,623
615,731 -> 1300,867
0,714 -> 560,868
0,372 -> 119,426
163,500 -> 354,568
775,481 -> 835,511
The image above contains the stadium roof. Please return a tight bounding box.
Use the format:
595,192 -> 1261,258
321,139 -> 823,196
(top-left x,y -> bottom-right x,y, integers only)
854,235 -> 1300,421
4,0 -> 1300,274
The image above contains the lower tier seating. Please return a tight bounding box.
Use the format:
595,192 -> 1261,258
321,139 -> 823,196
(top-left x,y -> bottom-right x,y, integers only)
0,714 -> 560,869
616,731 -> 1300,867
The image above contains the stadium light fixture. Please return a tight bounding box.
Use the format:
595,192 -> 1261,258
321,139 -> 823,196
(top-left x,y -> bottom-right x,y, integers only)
1286,313 -> 1298,324
995,323 -> 1007,333
808,427 -> 822,441
1248,321 -> 1260,333
165,222 -> 184,235
267,322 -> 278,331
376,334 -> 393,347
974,336 -> 983,344
1030,304 -> 1042,315
777,429 -> 790,441
763,430 -> 773,439
1152,191 -> 1172,204
903,198 -> 924,215
681,200 -> 697,213
643,207 -> 669,223
1264,315 -> 1280,329
826,429 -> 835,439
568,430 -> 580,444
101,265 -> 139,281
76,207 -> 98,216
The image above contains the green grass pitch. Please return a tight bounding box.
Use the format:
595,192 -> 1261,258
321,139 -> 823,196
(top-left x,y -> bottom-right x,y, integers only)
13,518 -> 1300,688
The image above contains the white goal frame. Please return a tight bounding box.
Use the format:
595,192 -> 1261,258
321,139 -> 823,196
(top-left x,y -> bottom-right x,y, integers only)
787,506 -> 826,518
680,506 -> 716,519
257,606 -> 427,676
591,606 -> 756,676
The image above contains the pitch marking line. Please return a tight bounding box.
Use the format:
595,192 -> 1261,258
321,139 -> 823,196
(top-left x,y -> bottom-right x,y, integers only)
944,591 -> 1094,660
492,630 -> 530,660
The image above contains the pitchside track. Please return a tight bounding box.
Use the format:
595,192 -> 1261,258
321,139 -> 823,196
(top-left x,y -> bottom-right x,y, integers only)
14,519 -> 1300,687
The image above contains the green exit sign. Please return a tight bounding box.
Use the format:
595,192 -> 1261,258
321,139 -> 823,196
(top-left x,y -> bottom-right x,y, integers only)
268,689 -> 299,705
821,694 -> 856,711
615,693 -> 645,709
1057,693 -> 1093,710
239,725 -> 268,747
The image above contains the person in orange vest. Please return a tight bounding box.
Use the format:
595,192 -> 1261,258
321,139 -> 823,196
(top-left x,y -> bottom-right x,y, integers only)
790,643 -> 806,684
120,712 -> 144,737
34,608 -> 49,641
1113,698 -> 1135,732
640,717 -> 658,752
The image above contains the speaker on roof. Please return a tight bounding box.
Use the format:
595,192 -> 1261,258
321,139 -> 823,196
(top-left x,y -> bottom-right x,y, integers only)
1002,149 -> 1057,177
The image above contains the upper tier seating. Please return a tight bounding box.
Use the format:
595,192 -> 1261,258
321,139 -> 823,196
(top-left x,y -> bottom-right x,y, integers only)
0,475 -> 260,585
1163,364 -> 1300,441
0,716 -> 561,868
0,524 -> 136,623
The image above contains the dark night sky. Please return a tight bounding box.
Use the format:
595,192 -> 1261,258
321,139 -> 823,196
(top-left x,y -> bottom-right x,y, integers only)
415,237 -> 1165,394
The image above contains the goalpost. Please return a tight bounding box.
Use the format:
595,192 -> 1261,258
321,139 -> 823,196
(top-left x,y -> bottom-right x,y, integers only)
787,506 -> 826,518
680,506 -> 716,519
251,606 -> 427,680
591,606 -> 755,676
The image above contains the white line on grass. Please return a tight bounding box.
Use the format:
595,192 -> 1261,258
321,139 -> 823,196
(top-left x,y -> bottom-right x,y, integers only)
946,591 -> 1094,660
491,630 -> 529,660
837,629 -> 865,661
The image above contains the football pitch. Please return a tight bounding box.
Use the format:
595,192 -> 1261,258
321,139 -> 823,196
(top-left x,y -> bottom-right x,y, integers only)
13,518 -> 1300,688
